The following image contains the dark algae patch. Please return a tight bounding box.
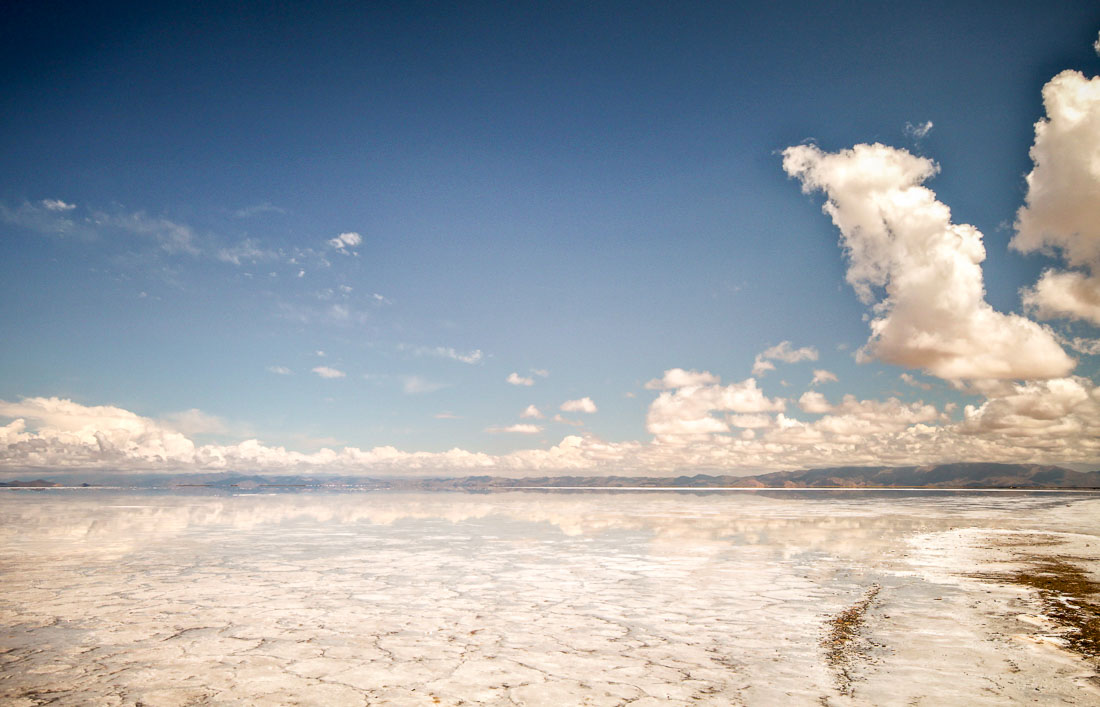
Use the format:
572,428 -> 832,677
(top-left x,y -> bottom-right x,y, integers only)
972,533 -> 1100,664
1009,558 -> 1100,660
823,583 -> 881,695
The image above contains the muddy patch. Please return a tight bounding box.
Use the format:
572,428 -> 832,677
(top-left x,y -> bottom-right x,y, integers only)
822,583 -> 881,695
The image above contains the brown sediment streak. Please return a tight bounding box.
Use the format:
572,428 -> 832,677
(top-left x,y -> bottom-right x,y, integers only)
971,534 -> 1100,664
822,583 -> 881,695
1007,558 -> 1100,661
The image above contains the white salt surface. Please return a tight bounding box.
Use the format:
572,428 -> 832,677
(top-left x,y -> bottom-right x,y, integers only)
1,489 -> 1098,705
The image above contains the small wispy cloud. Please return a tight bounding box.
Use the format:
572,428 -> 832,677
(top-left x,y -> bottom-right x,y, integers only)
404,345 -> 484,365
507,372 -> 534,386
520,404 -> 543,419
328,231 -> 362,252
41,198 -> 76,212
810,369 -> 838,386
96,211 -> 202,255
312,366 -> 346,379
434,411 -> 461,419
233,202 -> 286,218
751,342 -> 818,376
266,365 -> 292,375
904,120 -> 934,140
403,375 -> 447,394
531,369 -> 549,378
216,238 -> 278,265
560,397 -> 597,413
0,199 -> 85,237
160,408 -> 228,436
1064,337 -> 1100,356
900,372 -> 933,390
486,423 -> 541,434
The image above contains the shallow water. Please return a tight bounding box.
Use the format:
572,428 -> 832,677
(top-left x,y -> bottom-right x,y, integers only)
1,489 -> 1098,705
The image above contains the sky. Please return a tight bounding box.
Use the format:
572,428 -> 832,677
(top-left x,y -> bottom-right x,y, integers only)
2,1 -> 1099,477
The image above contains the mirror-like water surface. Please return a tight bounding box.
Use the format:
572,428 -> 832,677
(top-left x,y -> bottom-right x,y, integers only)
1,490 -> 1098,705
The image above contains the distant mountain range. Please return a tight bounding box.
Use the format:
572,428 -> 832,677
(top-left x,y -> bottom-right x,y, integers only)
3,463 -> 1098,490
724,462 -> 1100,489
397,462 -> 1100,489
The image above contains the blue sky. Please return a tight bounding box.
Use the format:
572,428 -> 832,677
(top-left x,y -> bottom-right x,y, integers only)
2,2 -> 1099,476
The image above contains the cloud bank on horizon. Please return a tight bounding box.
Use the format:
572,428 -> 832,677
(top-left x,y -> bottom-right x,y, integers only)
1,14 -> 1099,476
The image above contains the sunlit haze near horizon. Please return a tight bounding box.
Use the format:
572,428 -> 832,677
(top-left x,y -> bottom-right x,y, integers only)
2,2 -> 1100,478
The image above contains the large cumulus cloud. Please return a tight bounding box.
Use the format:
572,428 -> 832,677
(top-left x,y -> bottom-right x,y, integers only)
1012,70 -> 1100,325
782,143 -> 1073,381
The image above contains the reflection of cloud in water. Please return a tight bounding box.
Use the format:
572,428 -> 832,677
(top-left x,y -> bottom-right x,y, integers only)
2,490 -> 1092,562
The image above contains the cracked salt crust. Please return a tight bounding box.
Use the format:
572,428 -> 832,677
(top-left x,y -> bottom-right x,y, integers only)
0,490 -> 1098,704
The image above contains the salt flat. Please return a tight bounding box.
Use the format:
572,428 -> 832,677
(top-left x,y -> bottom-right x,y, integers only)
1,489 -> 1098,705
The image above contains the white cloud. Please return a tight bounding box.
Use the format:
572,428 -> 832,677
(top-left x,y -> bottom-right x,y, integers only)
520,405 -> 543,419
266,365 -> 292,375
751,342 -> 818,376
402,375 -> 447,394
507,372 -> 534,386
216,238 -> 277,265
552,414 -> 585,427
434,412 -> 461,419
646,374 -> 784,442
1095,30 -> 1100,57
645,368 -> 720,390
904,121 -> 933,139
726,414 -> 772,429
810,369 -> 837,386
160,409 -> 228,436
1022,270 -> 1100,324
820,395 -> 942,430
0,200 -> 86,237
899,372 -> 933,390
561,397 -> 598,414
41,198 -> 76,211
97,211 -> 201,255
312,366 -> 345,379
408,346 -> 484,365
798,391 -> 832,414
959,377 -> 1100,441
784,142 -> 1074,381
487,423 -> 541,434
0,397 -> 198,468
1011,69 -> 1100,326
1064,337 -> 1100,355
233,202 -> 286,218
1,384 -> 1098,477
328,232 -> 362,252
531,369 -> 549,378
